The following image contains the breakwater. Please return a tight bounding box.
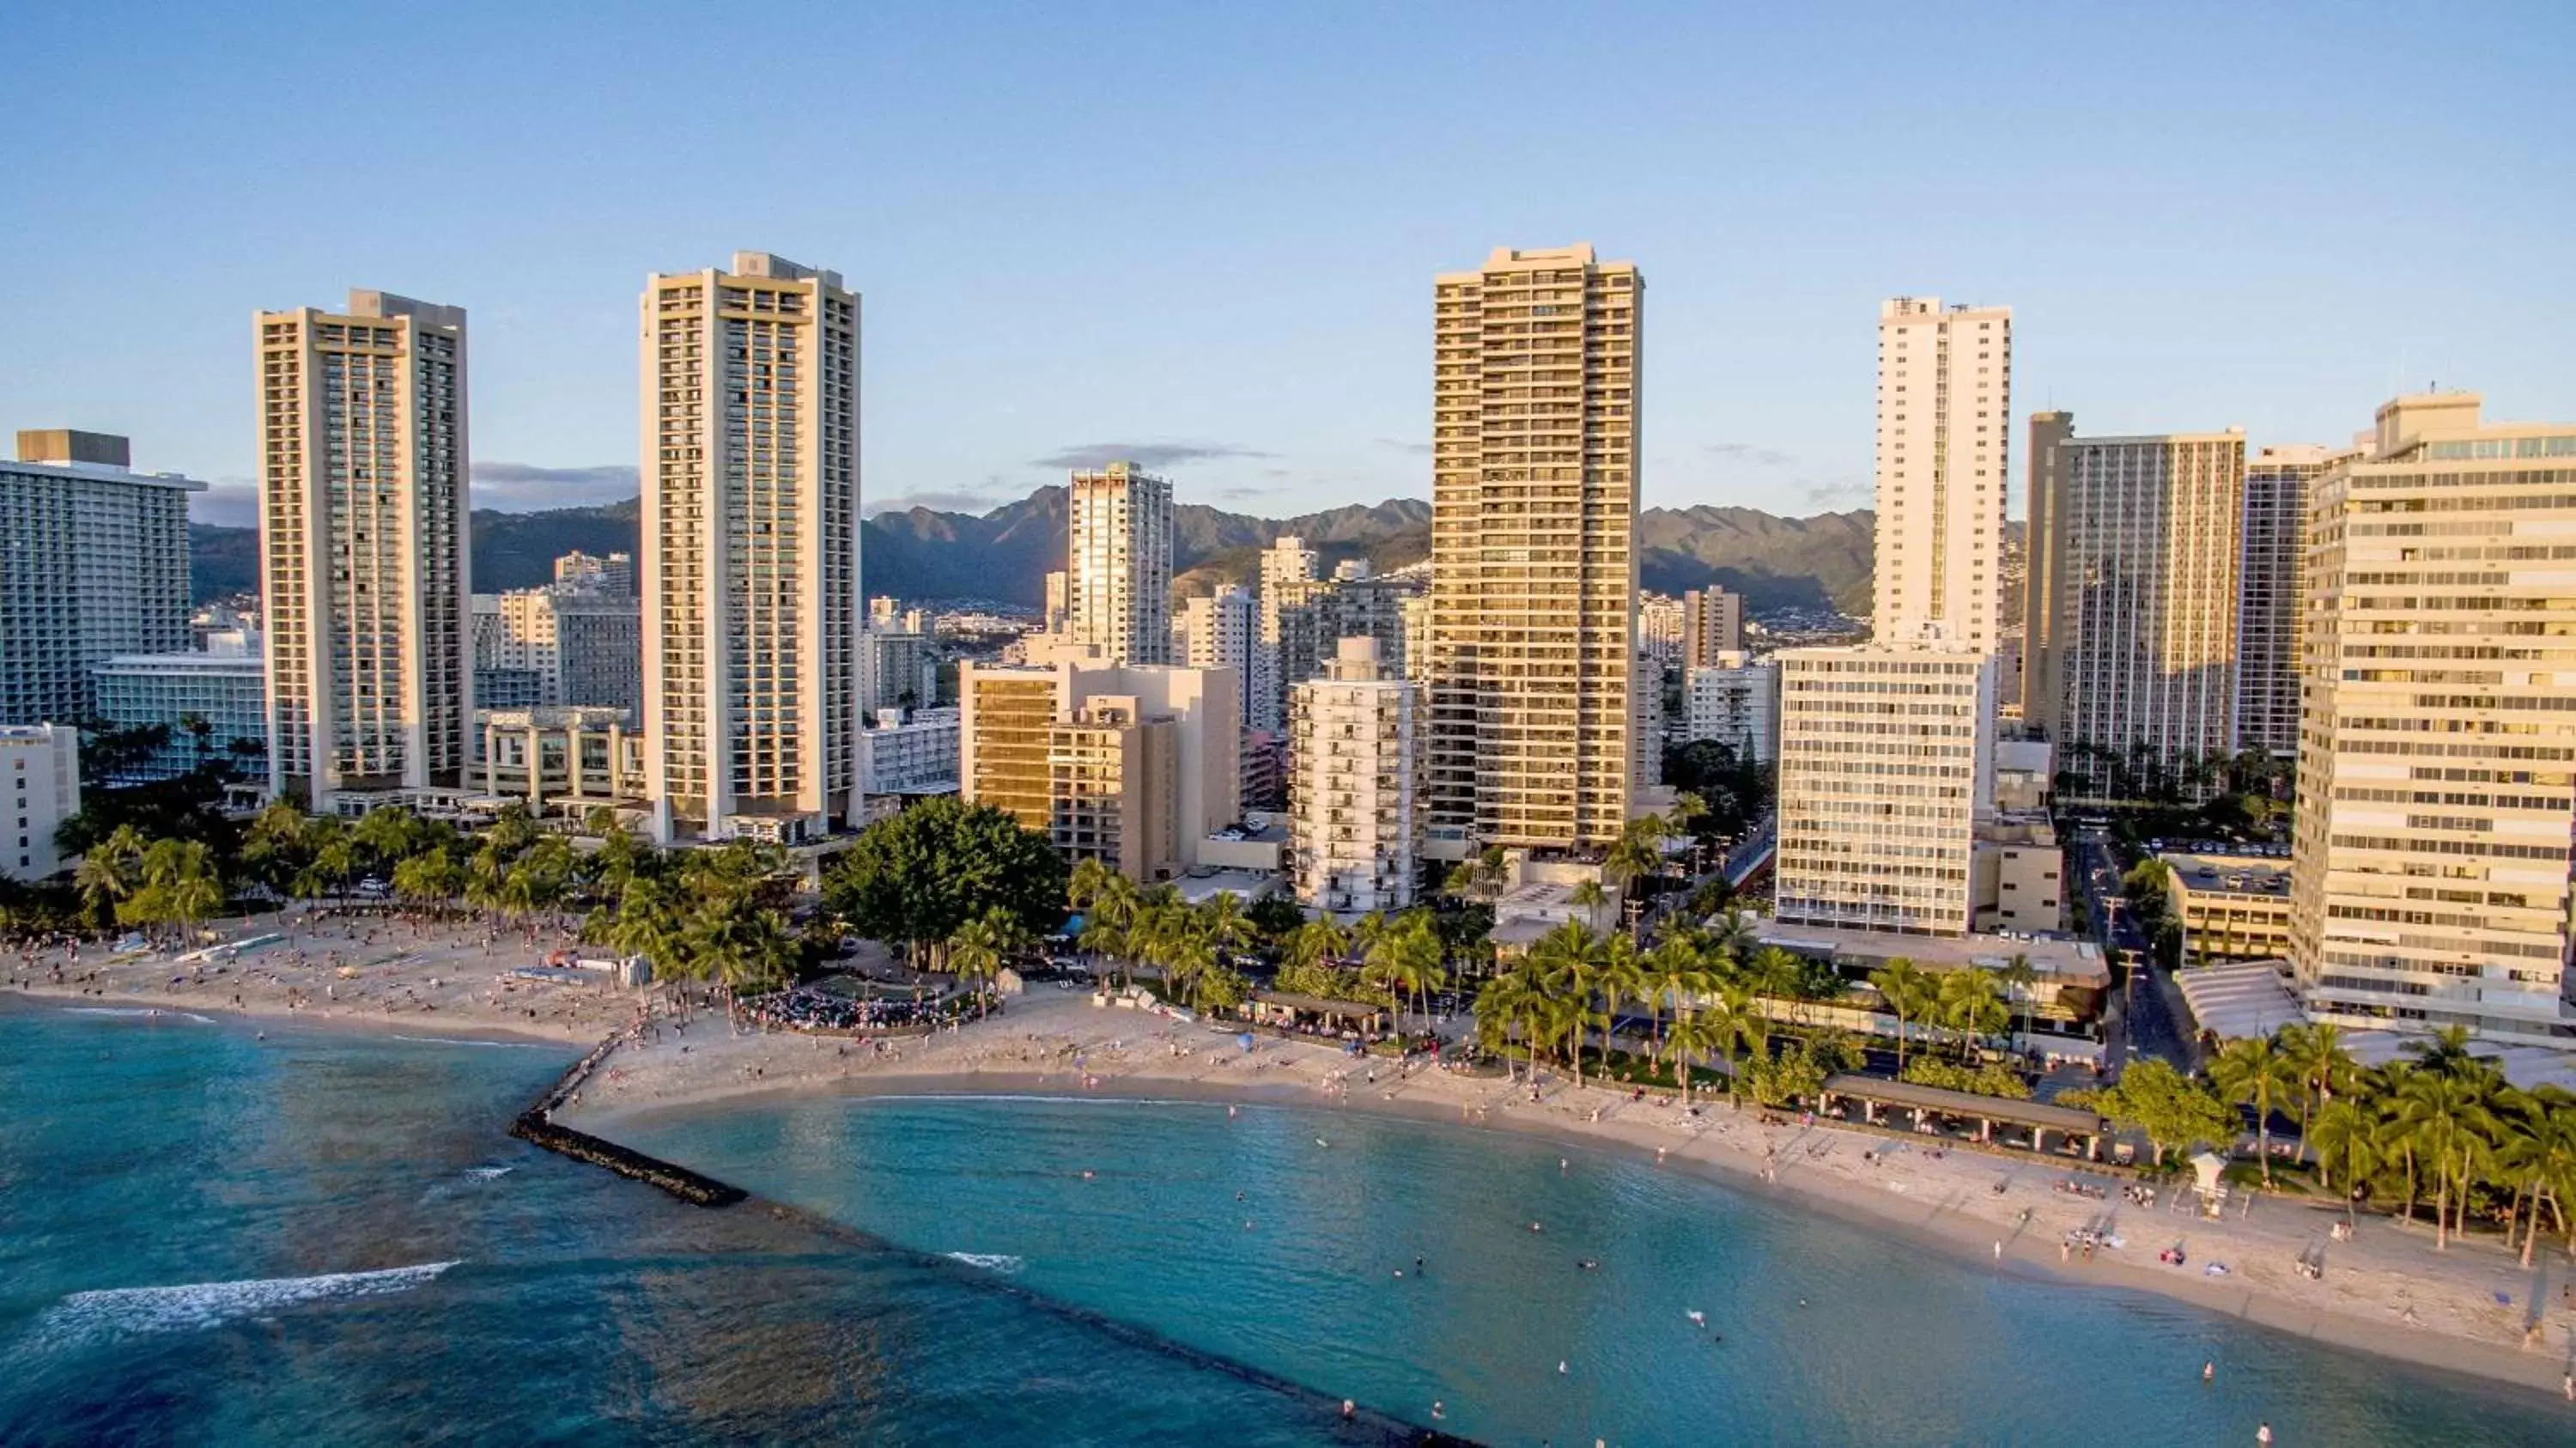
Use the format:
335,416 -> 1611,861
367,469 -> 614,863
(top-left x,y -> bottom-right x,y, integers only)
507,1028 -> 748,1208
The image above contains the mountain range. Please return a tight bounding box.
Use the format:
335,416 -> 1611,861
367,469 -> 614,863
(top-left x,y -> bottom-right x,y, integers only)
189,489 -> 1886,614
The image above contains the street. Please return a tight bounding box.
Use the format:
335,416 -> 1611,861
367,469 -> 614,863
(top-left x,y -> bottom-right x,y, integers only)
2070,825 -> 2194,1071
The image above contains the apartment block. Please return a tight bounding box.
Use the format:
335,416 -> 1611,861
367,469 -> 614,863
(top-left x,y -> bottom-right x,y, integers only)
256,291 -> 472,806
1874,298 -> 2011,654
554,550 -> 635,598
2237,444 -> 2351,762
1066,461 -> 1173,666
1289,637 -> 1419,915
1182,585 -> 1255,684
1681,651 -> 1779,764
1775,643 -> 1993,935
2289,392 -> 2576,1047
1,432 -> 204,726
1,723 -> 80,881
472,586 -> 642,715
1253,535 -> 1322,731
859,705 -> 961,798
90,638 -> 267,784
641,252 -> 863,844
959,657 -> 1240,881
2027,423 -> 2247,798
1680,586 -> 1743,668
861,628 -> 939,713
1427,244 -> 1642,855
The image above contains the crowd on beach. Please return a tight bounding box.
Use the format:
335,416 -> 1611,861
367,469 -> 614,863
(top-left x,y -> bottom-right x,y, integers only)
739,982 -> 991,1035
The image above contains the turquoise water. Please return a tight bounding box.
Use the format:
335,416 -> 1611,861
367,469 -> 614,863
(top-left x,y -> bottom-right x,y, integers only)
617,1090 -> 2573,1447
0,1006 -> 1419,1445
3,1005 -> 2565,1445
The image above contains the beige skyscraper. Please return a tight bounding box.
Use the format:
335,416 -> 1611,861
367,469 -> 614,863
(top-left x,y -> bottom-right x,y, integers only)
1874,297 -> 2011,653
639,252 -> 863,844
2235,443 -> 2353,762
1065,462 -> 1173,666
1252,535 -> 1321,731
256,289 -> 471,806
1679,586 -> 1743,668
2290,392 -> 2576,1047
1427,243 -> 1642,855
2025,422 -> 2247,797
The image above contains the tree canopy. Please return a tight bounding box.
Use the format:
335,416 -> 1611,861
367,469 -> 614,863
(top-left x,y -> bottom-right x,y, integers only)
821,799 -> 1067,957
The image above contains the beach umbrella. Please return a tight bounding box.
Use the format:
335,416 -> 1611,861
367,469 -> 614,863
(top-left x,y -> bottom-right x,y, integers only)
1237,1032 -> 1255,1052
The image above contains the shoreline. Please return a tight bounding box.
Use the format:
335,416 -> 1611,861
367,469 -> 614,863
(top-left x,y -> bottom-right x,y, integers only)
560,991 -> 2576,1402
1,982 -> 585,1049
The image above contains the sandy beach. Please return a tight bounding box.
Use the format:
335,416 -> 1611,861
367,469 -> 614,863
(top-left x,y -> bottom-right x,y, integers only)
559,987 -> 2576,1402
2,908 -> 641,1046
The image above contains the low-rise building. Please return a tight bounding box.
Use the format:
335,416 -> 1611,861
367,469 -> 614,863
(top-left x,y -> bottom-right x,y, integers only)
1,723 -> 80,880
1754,918 -> 2111,1063
1972,817 -> 2066,934
2163,852 -> 2293,964
472,707 -> 644,818
860,706 -> 960,798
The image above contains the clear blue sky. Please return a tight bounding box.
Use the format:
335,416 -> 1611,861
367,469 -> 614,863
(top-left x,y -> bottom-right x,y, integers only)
5,1 -> 2569,528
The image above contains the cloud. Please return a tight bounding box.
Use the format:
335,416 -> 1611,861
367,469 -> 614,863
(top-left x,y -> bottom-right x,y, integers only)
1030,440 -> 1275,472
1373,437 -> 1435,456
1707,442 -> 1796,467
471,461 -> 639,510
1216,485 -> 1274,501
189,478 -> 259,528
1801,477 -> 1872,508
865,489 -> 1009,518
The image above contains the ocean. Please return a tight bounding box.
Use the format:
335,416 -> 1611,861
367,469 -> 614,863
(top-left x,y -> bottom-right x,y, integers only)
2,1004 -> 2563,1445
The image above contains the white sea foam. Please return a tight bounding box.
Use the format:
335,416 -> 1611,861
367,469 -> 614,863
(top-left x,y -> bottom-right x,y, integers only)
465,1166 -> 514,1180
61,1007 -> 216,1025
389,1034 -> 557,1049
28,1262 -> 460,1351
944,1252 -> 1024,1274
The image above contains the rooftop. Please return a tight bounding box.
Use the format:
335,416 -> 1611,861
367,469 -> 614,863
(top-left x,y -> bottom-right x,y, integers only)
2161,853 -> 2292,900
1753,919 -> 2109,989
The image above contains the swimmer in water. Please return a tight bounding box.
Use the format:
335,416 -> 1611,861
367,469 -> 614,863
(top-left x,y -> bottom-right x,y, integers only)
2202,1362 -> 2215,1383
1686,1310 -> 1706,1328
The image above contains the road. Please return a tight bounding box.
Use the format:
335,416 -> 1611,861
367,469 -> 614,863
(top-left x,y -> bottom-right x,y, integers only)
2069,825 -> 2193,1072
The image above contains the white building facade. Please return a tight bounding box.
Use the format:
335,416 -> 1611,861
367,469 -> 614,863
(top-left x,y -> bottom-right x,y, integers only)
90,642 -> 268,784
1066,462 -> 1173,666
1,433 -> 204,726
1681,652 -> 1779,764
1874,297 -> 2011,656
2,723 -> 80,881
1289,638 -> 1419,914
1775,643 -> 1993,935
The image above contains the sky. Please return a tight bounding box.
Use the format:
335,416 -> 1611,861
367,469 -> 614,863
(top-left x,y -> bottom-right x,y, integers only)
3,1 -> 2571,529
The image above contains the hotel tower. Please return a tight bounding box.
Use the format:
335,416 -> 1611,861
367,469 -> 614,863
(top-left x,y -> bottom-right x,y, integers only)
255,290 -> 471,806
1425,243 -> 1642,855
640,252 -> 863,843
1873,297 -> 2011,654
1065,461 -> 1175,666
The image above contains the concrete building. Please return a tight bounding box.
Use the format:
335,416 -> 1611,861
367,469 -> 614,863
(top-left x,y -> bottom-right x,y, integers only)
1323,573 -> 1421,678
472,587 -> 642,715
2019,411 -> 2075,721
90,639 -> 267,785
1065,461 -> 1173,666
640,252 -> 864,845
1042,570 -> 1069,635
256,290 -> 472,807
1680,586 -> 1743,668
1426,244 -> 1642,855
1972,818 -> 2066,934
1680,651 -> 1779,764
1993,738 -> 2055,814
1637,592 -> 1684,672
1775,642 -> 1993,935
473,707 -> 644,816
2236,444 -> 2351,763
858,705 -> 960,798
860,628 -> 939,713
553,550 -> 635,598
1874,298 -> 2011,656
1181,585 -> 1255,684
2027,423 -> 2248,799
1,723 -> 80,881
2290,392 -> 2576,1048
1253,535 -> 1323,732
959,658 -> 1240,881
2,431 -> 204,726
1399,591 -> 1432,684
1288,637 -> 1420,915
2163,852 -> 2293,964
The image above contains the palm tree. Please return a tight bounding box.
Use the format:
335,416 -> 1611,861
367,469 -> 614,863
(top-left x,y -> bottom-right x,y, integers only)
1935,968 -> 2008,1064
1665,1009 -> 1722,1106
392,849 -> 463,910
2403,1023 -> 2481,1080
1567,879 -> 1609,927
2307,1096 -> 2379,1218
309,818 -> 358,902
1195,892 -> 1259,964
2394,1070 -> 2498,1249
1868,958 -> 1935,1071
1701,982 -> 1768,1104
1641,932 -> 1715,1069
1285,917 -> 1352,972
1364,911 -> 1448,1034
1595,931 -> 1647,1061
1997,952 -> 2039,1056
2209,1035 -> 2302,1185
2275,1022 -> 2353,1164
946,905 -> 1022,997
74,824 -> 148,928
1474,971 -> 1541,1082
2496,1089 -> 2576,1266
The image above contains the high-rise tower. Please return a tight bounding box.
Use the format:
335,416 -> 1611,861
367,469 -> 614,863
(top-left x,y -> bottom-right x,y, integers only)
1065,462 -> 1173,666
1874,297 -> 2011,653
640,252 -> 863,843
256,290 -> 471,806
1425,244 -> 1642,854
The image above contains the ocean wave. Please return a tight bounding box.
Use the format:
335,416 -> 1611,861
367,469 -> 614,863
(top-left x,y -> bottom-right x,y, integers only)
27,1262 -> 460,1351
389,1034 -> 558,1049
61,1007 -> 216,1024
465,1166 -> 514,1180
944,1252 -> 1025,1274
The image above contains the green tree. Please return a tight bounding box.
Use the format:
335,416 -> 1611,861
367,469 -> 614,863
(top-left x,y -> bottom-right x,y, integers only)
2069,1058 -> 2236,1167
1867,958 -> 1935,1071
2394,1069 -> 2499,1250
392,849 -> 464,910
822,799 -> 1068,966
75,824 -> 149,928
1935,968 -> 2008,1063
2209,1034 -> 2302,1185
2308,1096 -> 2379,1214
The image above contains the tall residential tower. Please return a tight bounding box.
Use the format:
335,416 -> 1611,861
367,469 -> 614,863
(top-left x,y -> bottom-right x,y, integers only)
1,431 -> 203,726
1874,298 -> 2011,654
1426,244 -> 1642,854
256,291 -> 471,806
640,252 -> 863,843
1065,462 -> 1173,666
